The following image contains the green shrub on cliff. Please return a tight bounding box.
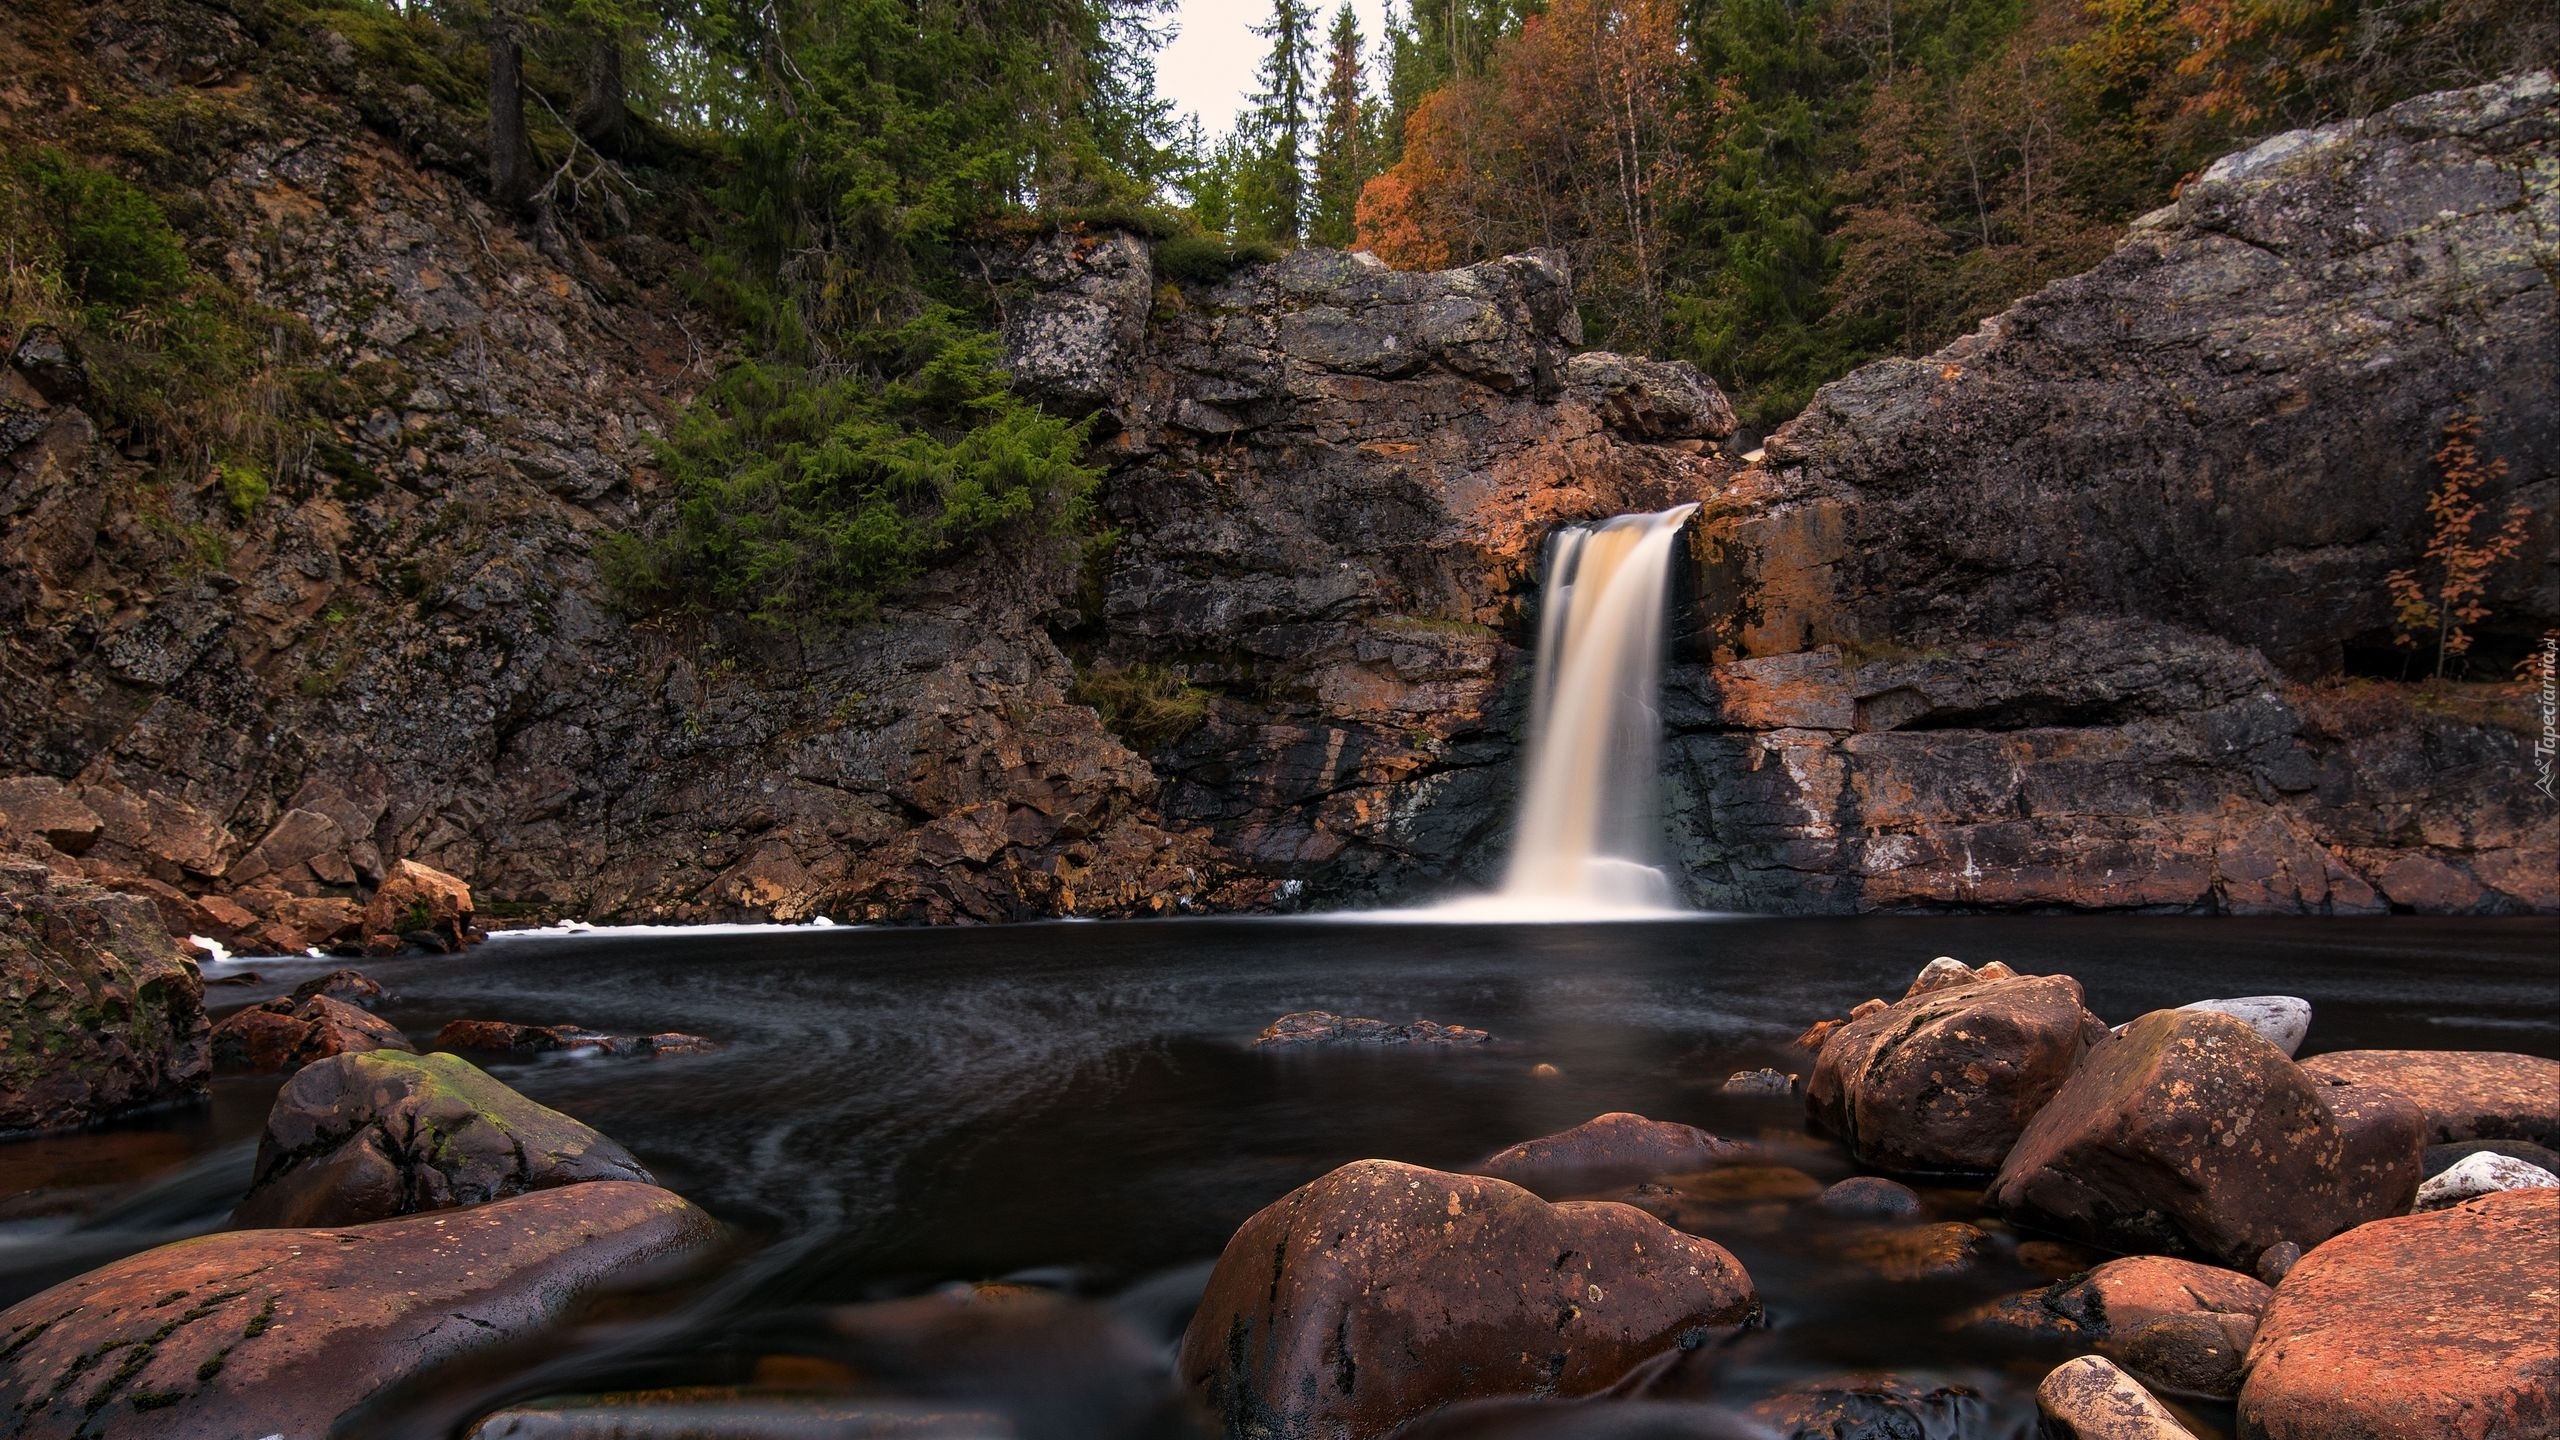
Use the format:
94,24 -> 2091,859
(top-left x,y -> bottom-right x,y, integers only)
603,312 -> 1098,629
20,148 -> 189,314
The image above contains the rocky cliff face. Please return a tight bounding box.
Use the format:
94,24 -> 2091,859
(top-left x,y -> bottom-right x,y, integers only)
1677,73 -> 2558,913
0,0 -> 2549,944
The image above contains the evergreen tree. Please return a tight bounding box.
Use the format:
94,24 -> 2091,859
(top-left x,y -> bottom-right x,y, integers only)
1242,0 -> 1319,242
1309,3 -> 1373,247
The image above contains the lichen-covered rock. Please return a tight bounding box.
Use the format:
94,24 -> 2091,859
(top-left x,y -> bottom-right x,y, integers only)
1560,351 -> 1737,441
232,1049 -> 653,1227
1176,1160 -> 1757,1438
1989,1009 -> 2416,1267
1471,1112 -> 1752,1198
2297,1049 -> 2560,1146
2037,1356 -> 2200,1439
2413,1150 -> 2558,1211
1808,972 -> 2107,1173
2041,1256 -> 2271,1399
0,859 -> 208,1135
2239,1188 -> 2559,1440
210,992 -> 413,1073
2177,997 -> 2311,1056
0,1183 -> 720,1438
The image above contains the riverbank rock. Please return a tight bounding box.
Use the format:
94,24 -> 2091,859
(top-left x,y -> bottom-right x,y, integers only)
2422,1137 -> 2560,1178
2176,997 -> 2311,1057
1808,972 -> 2107,1173
233,1049 -> 653,1227
1177,1159 -> 1758,1437
2413,1150 -> 2558,1210
2297,1049 -> 2560,1146
210,992 -> 414,1073
1255,1011 -> 1494,1047
364,858 -> 476,952
1472,1112 -> 1753,1198
1903,957 -> 2018,998
434,1019 -> 721,1058
2037,1356 -> 2200,1439
0,859 -> 208,1135
2239,1188 -> 2559,1440
0,1182 -> 719,1437
1989,1009 -> 2417,1267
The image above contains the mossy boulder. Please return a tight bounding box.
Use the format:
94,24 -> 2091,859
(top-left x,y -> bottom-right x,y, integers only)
232,1050 -> 652,1228
0,857 -> 208,1136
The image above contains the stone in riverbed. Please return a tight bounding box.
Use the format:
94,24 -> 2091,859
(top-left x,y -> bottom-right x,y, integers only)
291,966 -> 385,1007
1719,1067 -> 1796,1095
435,1018 -> 720,1058
2037,1356 -> 2200,1439
1471,1111 -> 1753,1198
1748,1373 -> 1985,1439
2037,1256 -> 2271,1399
2422,1136 -> 2560,1178
2176,996 -> 2310,1056
1177,1159 -> 1758,1439
1808,972 -> 2108,1173
2239,1189 -> 2559,1440
1902,956 -> 2018,999
0,1182 -> 719,1439
363,857 -> 476,953
2297,1049 -> 2560,1146
1254,1009 -> 1493,1046
1988,1009 -> 2417,1268
209,992 -> 413,1073
232,1049 -> 654,1227
1834,1222 -> 1990,1281
2412,1149 -> 2558,1210
0,860 -> 208,1135
1816,1176 -> 1923,1219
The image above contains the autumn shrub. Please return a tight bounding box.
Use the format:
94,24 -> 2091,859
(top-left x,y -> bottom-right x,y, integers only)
2386,411 -> 2532,679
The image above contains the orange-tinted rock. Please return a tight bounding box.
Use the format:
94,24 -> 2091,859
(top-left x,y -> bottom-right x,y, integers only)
210,993 -> 412,1074
2297,1049 -> 2560,1147
2320,1079 -> 2427,1220
2040,1256 -> 2270,1398
1470,1112 -> 1752,1198
1834,1222 -> 1991,1281
1808,972 -> 2108,1174
363,858 -> 475,951
291,967 -> 384,1007
1177,1160 -> 1758,1438
0,1183 -> 719,1438
2239,1188 -> 2559,1440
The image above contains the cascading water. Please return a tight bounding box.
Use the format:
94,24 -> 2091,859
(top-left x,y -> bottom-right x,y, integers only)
1438,504 -> 1698,920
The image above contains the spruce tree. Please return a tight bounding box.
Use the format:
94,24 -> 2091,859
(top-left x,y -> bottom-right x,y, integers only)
1244,0 -> 1318,242
1310,3 -> 1371,247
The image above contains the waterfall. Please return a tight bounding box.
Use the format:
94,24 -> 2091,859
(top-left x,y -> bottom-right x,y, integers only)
1436,504 -> 1698,920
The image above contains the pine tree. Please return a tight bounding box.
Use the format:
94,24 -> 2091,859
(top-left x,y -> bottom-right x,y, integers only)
1244,0 -> 1319,242
1310,3 -> 1373,247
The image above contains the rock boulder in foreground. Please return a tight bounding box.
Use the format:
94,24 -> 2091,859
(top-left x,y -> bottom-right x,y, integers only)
2239,1187 -> 2559,1440
1178,1159 -> 1757,1438
233,1049 -> 653,1227
0,856 -> 207,1135
1808,972 -> 2107,1173
0,1182 -> 718,1438
1990,1010 -> 2417,1267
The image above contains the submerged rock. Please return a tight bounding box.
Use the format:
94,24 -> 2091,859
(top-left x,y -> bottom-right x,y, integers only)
1719,1067 -> 1797,1095
1255,1010 -> 1494,1047
1833,1222 -> 1990,1282
1815,1176 -> 1923,1220
2412,1149 -> 2558,1211
292,966 -> 386,1007
1989,1009 -> 2418,1267
2175,996 -> 2310,1056
2297,1049 -> 2560,1146
0,1183 -> 719,1438
2240,1189 -> 2559,1440
232,1049 -> 653,1227
1177,1159 -> 1758,1438
0,858 -> 208,1135
2036,1356 -> 2199,1439
1808,972 -> 2107,1173
1472,1112 -> 1753,1198
1749,1373 -> 1987,1440
434,1018 -> 720,1058
210,992 -> 413,1073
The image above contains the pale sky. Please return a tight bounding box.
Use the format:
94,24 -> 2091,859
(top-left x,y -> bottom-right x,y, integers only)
1159,0 -> 1397,138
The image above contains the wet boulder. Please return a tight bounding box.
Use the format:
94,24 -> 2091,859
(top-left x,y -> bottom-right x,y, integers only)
1808,972 -> 2108,1173
1816,1176 -> 1924,1219
2297,1049 -> 2560,1146
2412,1149 -> 2557,1210
1748,1373 -> 1986,1439
1177,1159 -> 1758,1439
0,1183 -> 719,1439
1833,1222 -> 1990,1281
2032,1256 -> 2271,1399
291,966 -> 385,1007
364,857 -> 476,953
210,993 -> 413,1073
1720,1067 -> 1797,1095
2239,1189 -> 2559,1440
1988,1009 -> 2417,1268
1901,956 -> 2018,999
2175,996 -> 2310,1056
2037,1356 -> 2200,1439
2319,1080 -> 2428,1222
1471,1112 -> 1753,1198
233,1049 -> 653,1227
0,861 -> 208,1135
435,1019 -> 720,1058
1256,1010 -> 1494,1046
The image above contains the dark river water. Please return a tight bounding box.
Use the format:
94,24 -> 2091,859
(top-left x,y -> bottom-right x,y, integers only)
5,915 -> 2556,1438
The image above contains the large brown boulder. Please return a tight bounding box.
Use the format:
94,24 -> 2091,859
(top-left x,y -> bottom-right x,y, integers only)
2239,1188 -> 2559,1440
2297,1049 -> 2560,1147
1470,1112 -> 1752,1198
1808,972 -> 2108,1173
0,858 -> 208,1135
0,1182 -> 719,1438
2045,1256 -> 2271,1399
364,857 -> 476,952
209,992 -> 414,1073
1177,1159 -> 1758,1438
1989,1009 -> 2417,1268
233,1049 -> 654,1228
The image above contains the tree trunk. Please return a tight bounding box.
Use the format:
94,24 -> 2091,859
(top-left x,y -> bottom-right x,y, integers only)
487,10 -> 536,214
573,29 -> 635,157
